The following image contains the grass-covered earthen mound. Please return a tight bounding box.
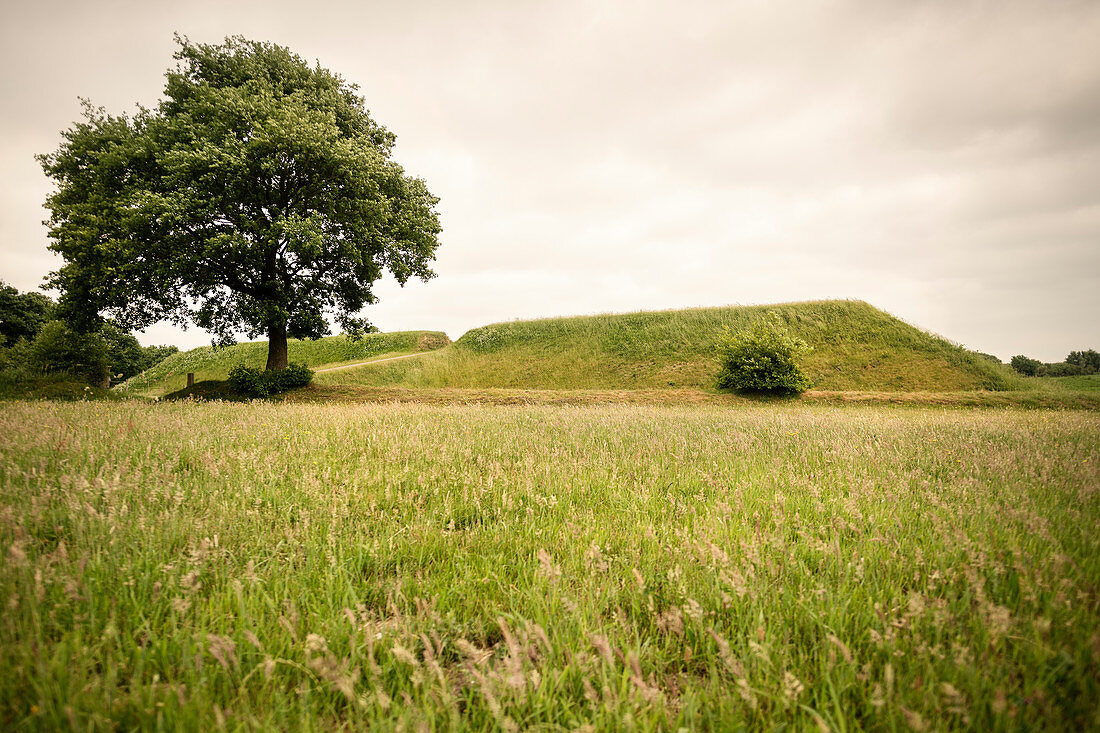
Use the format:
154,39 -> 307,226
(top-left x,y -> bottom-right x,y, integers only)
122,330 -> 450,396
318,300 -> 1023,392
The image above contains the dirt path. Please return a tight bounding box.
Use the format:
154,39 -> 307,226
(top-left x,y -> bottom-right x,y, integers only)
313,352 -> 425,373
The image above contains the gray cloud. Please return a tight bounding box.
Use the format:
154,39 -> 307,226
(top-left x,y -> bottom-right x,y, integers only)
1,0 -> 1097,362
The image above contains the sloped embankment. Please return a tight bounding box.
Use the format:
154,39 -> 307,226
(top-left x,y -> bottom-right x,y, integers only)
316,301 -> 1022,392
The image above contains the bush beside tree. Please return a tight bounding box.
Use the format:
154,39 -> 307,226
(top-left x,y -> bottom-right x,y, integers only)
716,312 -> 812,394
227,362 -> 313,398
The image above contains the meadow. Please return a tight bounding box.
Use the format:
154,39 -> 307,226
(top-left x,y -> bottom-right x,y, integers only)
2,400 -> 1098,730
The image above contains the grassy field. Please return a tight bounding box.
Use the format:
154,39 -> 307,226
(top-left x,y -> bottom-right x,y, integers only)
123,331 -> 451,396
320,301 -> 1025,393
2,401 -> 1098,730
1031,374 -> 1100,392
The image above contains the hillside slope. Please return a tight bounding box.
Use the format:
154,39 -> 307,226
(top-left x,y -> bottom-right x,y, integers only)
123,331 -> 450,396
315,301 -> 1024,392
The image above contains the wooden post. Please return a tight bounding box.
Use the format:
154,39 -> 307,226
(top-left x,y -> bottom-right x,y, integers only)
187,373 -> 195,388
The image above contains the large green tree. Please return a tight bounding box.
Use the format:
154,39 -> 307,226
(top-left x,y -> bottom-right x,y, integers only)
40,36 -> 441,370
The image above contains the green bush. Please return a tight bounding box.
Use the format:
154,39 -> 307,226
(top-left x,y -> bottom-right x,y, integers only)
716,312 -> 812,394
1043,362 -> 1084,377
0,337 -> 32,378
1065,349 -> 1100,374
27,321 -> 110,386
227,362 -> 313,397
1010,355 -> 1042,377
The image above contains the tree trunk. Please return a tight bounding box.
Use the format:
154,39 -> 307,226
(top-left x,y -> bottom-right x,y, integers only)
266,322 -> 289,371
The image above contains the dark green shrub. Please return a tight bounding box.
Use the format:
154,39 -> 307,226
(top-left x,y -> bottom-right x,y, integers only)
227,362 -> 313,397
265,362 -> 314,393
716,312 -> 812,394
1010,355 -> 1042,377
227,363 -> 267,396
1043,362 -> 1084,377
0,337 -> 32,377
28,321 -> 110,386
0,281 -> 54,344
1066,349 -> 1100,374
100,322 -> 147,382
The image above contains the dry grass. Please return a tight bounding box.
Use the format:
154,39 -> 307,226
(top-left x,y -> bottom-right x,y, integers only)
1,401 -> 1098,730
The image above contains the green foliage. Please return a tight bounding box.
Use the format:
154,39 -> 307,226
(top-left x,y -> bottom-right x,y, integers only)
39,35 -> 441,369
1011,351 -> 1098,378
228,362 -> 313,397
1066,349 -> 1100,374
99,322 -> 179,381
0,281 -> 54,345
27,321 -> 110,386
1043,362 -> 1084,377
99,322 -> 146,382
141,344 -> 180,367
226,364 -> 265,397
1011,355 -> 1044,376
715,312 -> 812,394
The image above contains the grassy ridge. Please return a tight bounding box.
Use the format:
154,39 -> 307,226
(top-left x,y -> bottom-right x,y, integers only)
319,301 -> 1024,392
123,331 -> 450,396
1,402 -> 1097,729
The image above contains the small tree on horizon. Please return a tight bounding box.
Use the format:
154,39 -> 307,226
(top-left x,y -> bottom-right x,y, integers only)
1065,349 -> 1100,374
1009,355 -> 1043,377
39,35 -> 441,371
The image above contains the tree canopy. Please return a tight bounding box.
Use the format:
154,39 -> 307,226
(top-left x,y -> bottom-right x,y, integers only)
0,280 -> 54,345
40,35 -> 441,370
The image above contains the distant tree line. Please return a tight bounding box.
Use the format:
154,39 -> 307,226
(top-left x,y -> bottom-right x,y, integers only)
1009,350 -> 1100,377
0,280 -> 178,387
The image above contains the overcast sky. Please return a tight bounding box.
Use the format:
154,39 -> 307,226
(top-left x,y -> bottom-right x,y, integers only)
2,0 -> 1098,361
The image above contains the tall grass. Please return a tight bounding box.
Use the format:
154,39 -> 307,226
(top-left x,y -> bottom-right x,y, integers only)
322,301 -> 1025,392
123,331 -> 450,396
2,401 -> 1097,729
